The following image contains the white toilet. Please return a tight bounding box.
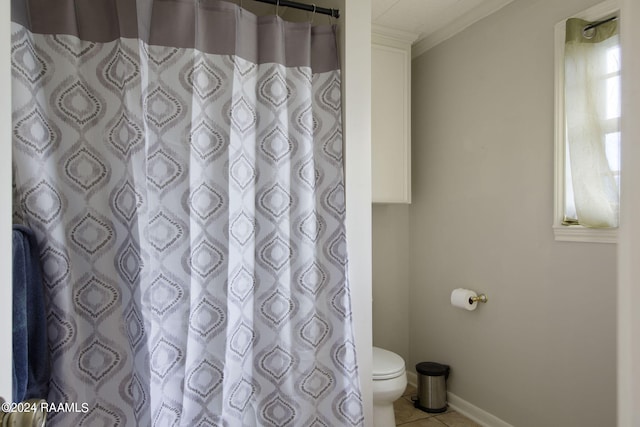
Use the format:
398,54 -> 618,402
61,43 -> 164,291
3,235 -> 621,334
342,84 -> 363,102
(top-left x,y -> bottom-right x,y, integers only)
372,346 -> 407,427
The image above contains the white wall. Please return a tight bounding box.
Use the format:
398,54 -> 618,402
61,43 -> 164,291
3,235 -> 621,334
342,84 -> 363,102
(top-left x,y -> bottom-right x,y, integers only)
618,0 -> 640,425
342,0 -> 373,424
406,0 -> 616,426
0,0 -> 12,401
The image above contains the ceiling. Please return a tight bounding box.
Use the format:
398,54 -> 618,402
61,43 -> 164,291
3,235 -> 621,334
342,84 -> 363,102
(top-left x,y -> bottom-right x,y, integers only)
372,0 -> 513,56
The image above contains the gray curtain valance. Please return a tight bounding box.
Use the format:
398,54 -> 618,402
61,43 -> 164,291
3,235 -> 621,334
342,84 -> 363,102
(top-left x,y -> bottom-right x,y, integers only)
12,0 -> 340,72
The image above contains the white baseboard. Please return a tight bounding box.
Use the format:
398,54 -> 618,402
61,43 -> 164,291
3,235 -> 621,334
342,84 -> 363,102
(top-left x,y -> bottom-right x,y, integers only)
406,371 -> 418,388
406,372 -> 513,427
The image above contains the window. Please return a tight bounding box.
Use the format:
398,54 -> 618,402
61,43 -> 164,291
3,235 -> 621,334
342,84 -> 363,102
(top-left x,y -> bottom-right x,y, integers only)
554,0 -> 620,243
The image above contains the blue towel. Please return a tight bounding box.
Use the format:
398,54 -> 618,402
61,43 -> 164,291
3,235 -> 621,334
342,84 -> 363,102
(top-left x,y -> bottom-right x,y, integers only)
12,225 -> 50,402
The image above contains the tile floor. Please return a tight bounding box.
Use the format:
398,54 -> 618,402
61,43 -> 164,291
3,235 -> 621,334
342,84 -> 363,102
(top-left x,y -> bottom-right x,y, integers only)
394,385 -> 482,427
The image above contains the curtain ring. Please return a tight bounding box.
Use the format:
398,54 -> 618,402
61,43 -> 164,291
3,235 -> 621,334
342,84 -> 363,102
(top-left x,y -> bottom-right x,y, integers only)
311,4 -> 316,24
276,0 -> 280,16
582,25 -> 596,39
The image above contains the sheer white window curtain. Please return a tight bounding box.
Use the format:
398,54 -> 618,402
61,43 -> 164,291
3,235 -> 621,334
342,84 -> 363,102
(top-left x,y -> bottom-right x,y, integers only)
564,17 -> 620,228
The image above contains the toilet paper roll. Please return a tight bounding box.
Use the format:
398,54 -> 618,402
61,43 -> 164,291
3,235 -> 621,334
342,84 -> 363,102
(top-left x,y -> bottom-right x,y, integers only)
451,288 -> 478,311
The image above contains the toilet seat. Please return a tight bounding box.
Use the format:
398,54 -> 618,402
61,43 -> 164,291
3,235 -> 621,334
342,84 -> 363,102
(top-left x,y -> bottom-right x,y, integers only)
373,347 -> 405,380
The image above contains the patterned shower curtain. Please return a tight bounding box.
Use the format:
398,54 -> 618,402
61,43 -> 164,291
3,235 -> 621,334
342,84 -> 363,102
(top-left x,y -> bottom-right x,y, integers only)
10,0 -> 363,425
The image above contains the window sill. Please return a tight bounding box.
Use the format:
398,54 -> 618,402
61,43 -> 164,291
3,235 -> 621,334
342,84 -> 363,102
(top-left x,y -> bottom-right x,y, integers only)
553,225 -> 618,244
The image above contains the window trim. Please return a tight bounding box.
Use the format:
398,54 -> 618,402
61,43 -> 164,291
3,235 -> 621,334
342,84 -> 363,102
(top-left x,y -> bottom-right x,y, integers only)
553,0 -> 620,244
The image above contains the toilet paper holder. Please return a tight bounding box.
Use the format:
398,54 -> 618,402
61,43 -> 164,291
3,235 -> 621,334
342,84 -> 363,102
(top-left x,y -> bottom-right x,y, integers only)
469,294 -> 488,304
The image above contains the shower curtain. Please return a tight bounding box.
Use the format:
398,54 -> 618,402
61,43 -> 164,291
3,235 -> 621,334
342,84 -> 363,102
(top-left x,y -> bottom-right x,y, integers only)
10,1 -> 363,425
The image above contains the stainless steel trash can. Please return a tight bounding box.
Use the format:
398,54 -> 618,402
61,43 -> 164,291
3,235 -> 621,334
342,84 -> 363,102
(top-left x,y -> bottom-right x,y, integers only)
414,362 -> 450,413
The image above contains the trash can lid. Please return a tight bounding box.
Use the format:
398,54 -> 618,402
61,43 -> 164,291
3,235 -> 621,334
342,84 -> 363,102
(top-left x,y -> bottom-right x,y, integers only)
416,362 -> 450,377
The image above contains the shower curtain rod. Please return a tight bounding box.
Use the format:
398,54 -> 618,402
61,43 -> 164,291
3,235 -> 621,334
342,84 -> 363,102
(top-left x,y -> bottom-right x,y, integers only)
253,0 -> 340,19
583,15 -> 618,32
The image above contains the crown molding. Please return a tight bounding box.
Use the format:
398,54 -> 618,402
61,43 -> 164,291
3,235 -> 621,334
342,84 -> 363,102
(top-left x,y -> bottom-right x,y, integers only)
372,24 -> 420,46
412,0 -> 514,59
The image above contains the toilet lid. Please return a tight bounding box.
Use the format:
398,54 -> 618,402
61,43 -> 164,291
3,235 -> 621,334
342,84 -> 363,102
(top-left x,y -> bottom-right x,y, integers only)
372,347 -> 405,380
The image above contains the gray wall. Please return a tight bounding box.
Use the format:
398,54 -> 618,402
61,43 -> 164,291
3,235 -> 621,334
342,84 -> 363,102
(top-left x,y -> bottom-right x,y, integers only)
372,204 -> 410,363
373,0 -> 617,425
